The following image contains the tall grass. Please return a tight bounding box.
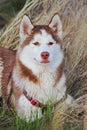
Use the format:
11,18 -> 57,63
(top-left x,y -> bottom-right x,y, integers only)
0,104 -> 82,130
0,104 -> 52,130
0,0 -> 26,29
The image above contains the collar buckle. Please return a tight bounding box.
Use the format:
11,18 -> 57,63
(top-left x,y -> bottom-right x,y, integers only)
29,97 -> 39,106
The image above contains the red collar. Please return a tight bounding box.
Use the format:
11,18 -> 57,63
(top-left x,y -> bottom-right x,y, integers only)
29,97 -> 39,106
23,90 -> 41,107
23,90 -> 67,108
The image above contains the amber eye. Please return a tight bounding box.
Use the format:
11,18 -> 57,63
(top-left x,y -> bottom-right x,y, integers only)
33,42 -> 40,46
48,42 -> 54,45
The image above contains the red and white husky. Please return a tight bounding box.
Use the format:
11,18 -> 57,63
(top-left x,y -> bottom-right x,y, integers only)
0,13 -> 73,121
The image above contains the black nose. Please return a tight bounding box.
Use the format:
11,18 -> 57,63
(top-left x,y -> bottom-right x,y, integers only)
41,52 -> 49,59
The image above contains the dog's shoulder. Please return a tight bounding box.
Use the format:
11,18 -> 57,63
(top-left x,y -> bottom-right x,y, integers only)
0,47 -> 16,58
0,47 -> 16,92
0,47 -> 16,74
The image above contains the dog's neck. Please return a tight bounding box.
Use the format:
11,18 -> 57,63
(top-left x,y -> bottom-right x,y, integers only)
12,57 -> 66,104
13,57 -> 64,87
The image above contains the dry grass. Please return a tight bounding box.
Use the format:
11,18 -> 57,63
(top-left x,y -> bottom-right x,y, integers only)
0,0 -> 87,129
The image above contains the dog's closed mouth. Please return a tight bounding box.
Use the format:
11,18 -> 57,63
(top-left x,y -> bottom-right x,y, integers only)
40,60 -> 50,64
34,58 -> 50,64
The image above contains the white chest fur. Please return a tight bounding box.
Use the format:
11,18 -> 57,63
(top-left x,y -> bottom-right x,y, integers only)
13,66 -> 66,104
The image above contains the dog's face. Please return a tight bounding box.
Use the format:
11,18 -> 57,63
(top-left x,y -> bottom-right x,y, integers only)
18,14 -> 64,68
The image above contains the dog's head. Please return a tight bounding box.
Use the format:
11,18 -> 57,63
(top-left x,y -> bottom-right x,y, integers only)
18,13 -> 64,68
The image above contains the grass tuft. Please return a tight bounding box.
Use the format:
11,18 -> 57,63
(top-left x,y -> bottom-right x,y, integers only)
0,103 -> 52,130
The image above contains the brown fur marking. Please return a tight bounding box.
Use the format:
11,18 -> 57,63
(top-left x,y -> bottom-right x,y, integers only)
7,79 -> 23,107
23,23 -> 29,35
53,22 -> 58,33
54,59 -> 65,87
21,25 -> 63,48
11,79 -> 23,100
0,47 -> 16,103
18,59 -> 39,84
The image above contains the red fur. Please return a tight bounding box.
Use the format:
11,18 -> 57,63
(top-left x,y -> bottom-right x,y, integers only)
21,25 -> 63,48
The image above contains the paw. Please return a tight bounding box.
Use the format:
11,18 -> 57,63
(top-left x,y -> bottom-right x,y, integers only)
16,95 -> 42,121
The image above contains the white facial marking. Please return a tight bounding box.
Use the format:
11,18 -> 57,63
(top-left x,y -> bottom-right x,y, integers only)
19,29 -> 63,73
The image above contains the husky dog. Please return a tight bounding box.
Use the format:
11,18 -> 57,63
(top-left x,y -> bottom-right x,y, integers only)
0,13 -> 72,121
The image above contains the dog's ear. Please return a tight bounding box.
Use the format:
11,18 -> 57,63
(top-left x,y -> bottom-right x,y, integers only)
49,13 -> 62,39
19,15 -> 33,42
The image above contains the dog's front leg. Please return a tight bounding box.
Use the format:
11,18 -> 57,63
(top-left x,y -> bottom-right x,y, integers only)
12,81 -> 42,122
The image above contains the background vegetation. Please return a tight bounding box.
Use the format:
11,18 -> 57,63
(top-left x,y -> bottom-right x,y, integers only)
0,0 -> 26,29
